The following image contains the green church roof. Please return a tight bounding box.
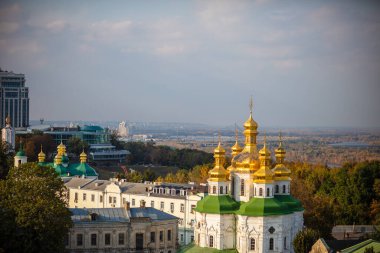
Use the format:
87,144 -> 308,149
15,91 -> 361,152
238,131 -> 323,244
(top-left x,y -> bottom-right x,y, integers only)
38,162 -> 97,178
15,150 -> 26,156
194,195 -> 240,214
275,195 -> 304,212
340,239 -> 380,253
237,197 -> 292,216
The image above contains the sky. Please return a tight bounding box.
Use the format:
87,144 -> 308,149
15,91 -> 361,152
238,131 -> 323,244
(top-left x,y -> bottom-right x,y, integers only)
0,0 -> 379,128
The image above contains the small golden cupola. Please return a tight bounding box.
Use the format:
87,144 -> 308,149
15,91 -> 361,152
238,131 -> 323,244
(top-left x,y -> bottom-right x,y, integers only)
231,125 -> 242,158
208,140 -> 228,182
242,97 -> 258,152
57,141 -> 66,156
253,135 -> 274,184
38,145 -> 46,163
273,132 -> 291,181
80,150 -> 87,163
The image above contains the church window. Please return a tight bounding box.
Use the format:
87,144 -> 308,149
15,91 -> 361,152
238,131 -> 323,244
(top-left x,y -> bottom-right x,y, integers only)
250,238 -> 255,250
209,235 -> 214,247
231,177 -> 235,195
220,186 -> 223,194
198,234 -> 200,243
241,179 -> 245,196
275,185 -> 279,193
100,195 -> 103,203
284,237 -> 287,249
283,185 -> 286,193
254,187 -> 256,196
259,188 -> 263,196
269,238 -> 274,250
83,193 -> 86,201
213,186 -> 216,194
76,233 -> 83,246
225,186 -> 228,194
267,188 -> 270,197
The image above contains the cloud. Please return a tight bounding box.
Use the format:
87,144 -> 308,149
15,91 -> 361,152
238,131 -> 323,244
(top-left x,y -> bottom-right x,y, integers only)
45,20 -> 69,32
0,3 -> 22,21
0,21 -> 20,33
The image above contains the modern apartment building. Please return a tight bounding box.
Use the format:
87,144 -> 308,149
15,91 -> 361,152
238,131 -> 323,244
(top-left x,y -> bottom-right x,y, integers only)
0,69 -> 29,128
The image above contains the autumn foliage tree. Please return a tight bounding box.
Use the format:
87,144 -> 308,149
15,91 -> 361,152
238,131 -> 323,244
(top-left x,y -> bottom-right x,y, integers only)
0,163 -> 72,253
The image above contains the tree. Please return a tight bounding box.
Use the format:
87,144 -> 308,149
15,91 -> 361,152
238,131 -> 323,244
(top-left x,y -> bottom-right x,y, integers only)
293,228 -> 320,253
0,163 -> 72,253
0,141 -> 13,179
67,136 -> 89,156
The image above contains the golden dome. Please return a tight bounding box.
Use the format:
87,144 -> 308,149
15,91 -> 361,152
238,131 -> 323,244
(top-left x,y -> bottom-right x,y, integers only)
231,125 -> 242,157
54,154 -> 62,165
57,141 -> 66,155
208,141 -> 228,182
244,113 -> 258,129
80,150 -> 87,163
38,145 -> 46,163
273,132 -> 291,180
253,135 -> 274,183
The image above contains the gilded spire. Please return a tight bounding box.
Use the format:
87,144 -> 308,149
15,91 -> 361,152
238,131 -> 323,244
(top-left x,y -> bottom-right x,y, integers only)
231,124 -> 242,157
253,132 -> 274,183
242,97 -> 258,152
57,140 -> 66,156
208,137 -> 227,182
38,145 -> 46,163
273,131 -> 291,180
80,149 -> 87,163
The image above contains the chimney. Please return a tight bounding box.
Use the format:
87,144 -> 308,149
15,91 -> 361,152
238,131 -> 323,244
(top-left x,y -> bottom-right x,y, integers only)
140,200 -> 146,208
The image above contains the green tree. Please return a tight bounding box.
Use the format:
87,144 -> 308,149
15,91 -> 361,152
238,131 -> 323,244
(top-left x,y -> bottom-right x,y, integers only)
142,169 -> 157,182
364,246 -> 374,253
126,171 -> 143,183
67,136 -> 89,156
0,141 -> 13,179
293,228 -> 320,253
0,163 -> 72,253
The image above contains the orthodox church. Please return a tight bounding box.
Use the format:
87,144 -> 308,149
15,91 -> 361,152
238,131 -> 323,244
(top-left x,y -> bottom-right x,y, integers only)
194,101 -> 304,253
14,141 -> 98,179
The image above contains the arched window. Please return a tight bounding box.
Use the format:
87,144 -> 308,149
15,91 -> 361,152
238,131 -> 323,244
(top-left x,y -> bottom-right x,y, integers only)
213,186 -> 216,194
220,186 -> 223,194
231,177 -> 235,195
250,238 -> 255,250
209,235 -> 214,247
269,238 -> 274,250
225,186 -> 228,194
282,185 -> 286,193
266,188 -> 270,197
259,188 -> 263,196
241,179 -> 245,196
284,237 -> 287,249
275,185 -> 279,193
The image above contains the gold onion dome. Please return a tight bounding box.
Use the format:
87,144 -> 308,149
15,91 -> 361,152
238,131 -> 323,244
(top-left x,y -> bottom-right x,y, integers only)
231,125 -> 242,157
80,150 -> 87,163
38,145 -> 46,162
253,135 -> 274,183
273,132 -> 291,180
54,154 -> 62,165
57,141 -> 66,155
208,141 -> 228,182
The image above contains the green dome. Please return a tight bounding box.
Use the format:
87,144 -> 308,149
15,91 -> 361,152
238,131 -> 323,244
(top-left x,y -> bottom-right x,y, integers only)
195,195 -> 240,214
61,155 -> 69,163
275,195 -> 304,212
16,150 -> 26,156
237,197 -> 292,217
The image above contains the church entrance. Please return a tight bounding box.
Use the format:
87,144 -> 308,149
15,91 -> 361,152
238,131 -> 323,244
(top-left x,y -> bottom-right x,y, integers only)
136,233 -> 144,250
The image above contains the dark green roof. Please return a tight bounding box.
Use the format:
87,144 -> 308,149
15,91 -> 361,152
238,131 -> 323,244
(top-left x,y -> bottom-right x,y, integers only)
38,162 -> 97,177
341,239 -> 380,253
15,150 -> 26,156
275,195 -> 304,212
194,195 -> 240,214
61,155 -> 69,163
236,197 -> 292,216
82,125 -> 103,132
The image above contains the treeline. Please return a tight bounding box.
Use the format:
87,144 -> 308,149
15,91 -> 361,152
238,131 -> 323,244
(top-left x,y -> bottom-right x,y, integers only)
289,161 -> 380,238
119,141 -> 213,169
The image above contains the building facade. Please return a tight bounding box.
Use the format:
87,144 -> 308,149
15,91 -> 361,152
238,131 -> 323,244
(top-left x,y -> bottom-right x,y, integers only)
1,115 -> 15,149
67,205 -> 178,253
65,178 -> 206,245
0,70 -> 29,128
193,102 -> 304,253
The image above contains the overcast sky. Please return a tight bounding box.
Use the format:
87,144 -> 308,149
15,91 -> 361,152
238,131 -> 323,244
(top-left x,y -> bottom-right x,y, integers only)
0,0 -> 379,128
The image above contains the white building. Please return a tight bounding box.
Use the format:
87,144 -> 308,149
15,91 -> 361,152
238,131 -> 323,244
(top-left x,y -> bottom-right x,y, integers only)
192,104 -> 304,253
65,178 -> 206,245
67,204 -> 178,253
118,121 -> 129,137
1,115 -> 15,149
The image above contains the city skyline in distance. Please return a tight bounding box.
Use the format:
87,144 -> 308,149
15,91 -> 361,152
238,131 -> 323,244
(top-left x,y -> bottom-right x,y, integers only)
1,1 -> 380,128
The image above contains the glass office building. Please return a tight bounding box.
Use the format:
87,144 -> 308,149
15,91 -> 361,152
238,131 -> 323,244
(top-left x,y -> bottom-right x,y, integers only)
0,70 -> 29,128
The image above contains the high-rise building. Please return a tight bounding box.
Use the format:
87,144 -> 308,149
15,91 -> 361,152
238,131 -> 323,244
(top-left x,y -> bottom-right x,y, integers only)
0,69 -> 30,128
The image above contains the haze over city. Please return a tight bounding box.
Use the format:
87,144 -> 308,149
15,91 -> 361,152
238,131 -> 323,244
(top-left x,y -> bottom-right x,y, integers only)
0,0 -> 379,128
